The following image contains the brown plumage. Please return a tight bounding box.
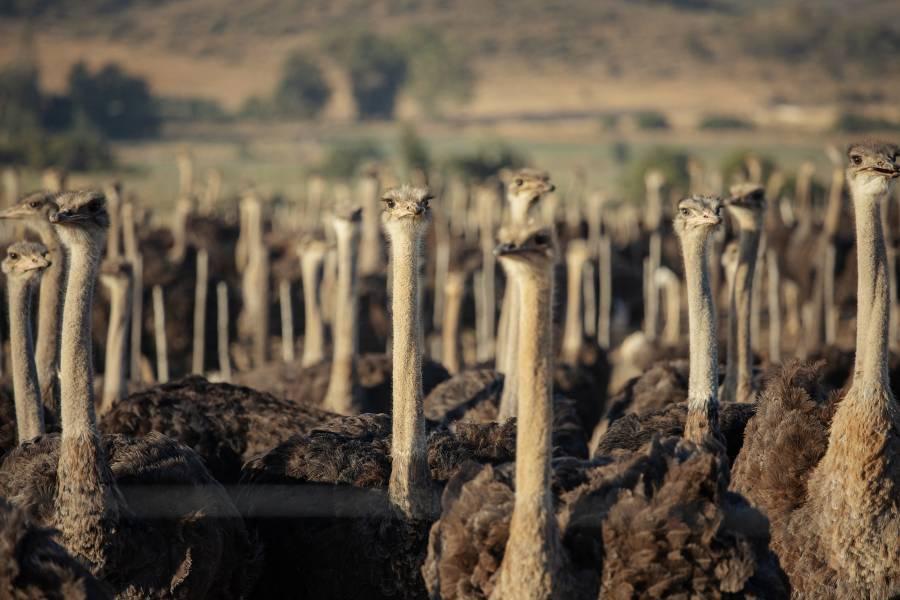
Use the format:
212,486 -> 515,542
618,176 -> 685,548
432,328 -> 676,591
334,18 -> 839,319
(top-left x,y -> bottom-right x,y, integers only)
424,437 -> 787,599
0,432 -> 259,598
237,353 -> 451,414
0,496 -> 112,599
237,413 -> 516,599
100,375 -> 335,483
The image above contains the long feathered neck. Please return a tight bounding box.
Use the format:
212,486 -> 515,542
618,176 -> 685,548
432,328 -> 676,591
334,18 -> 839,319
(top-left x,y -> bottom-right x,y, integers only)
323,223 -> 360,414
7,277 -> 44,442
722,224 -> 761,404
54,226 -> 121,573
300,252 -> 325,367
100,280 -> 131,415
852,189 -> 891,389
561,247 -> 585,365
386,221 -> 432,520
681,232 -> 720,443
31,220 -> 64,415
494,262 -> 561,599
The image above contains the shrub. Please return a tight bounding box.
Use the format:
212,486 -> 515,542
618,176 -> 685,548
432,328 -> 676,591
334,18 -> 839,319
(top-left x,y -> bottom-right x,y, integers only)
719,150 -> 776,186
157,96 -> 229,122
634,111 -> 669,130
699,114 -> 754,130
68,61 -> 160,139
318,139 -> 383,179
833,112 -> 900,133
273,51 -> 331,118
445,141 -> 528,182
329,32 -> 407,120
397,29 -> 473,117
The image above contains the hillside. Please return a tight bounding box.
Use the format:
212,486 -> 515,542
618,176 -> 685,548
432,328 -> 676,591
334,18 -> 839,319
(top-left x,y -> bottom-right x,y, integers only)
0,0 -> 898,124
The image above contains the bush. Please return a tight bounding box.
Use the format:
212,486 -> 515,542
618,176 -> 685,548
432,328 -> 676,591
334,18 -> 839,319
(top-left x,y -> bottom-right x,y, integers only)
273,51 -> 330,118
318,139 -> 383,179
329,32 -> 407,120
634,111 -> 669,130
621,147 -> 690,204
157,96 -> 229,122
699,114 -> 754,130
0,62 -> 43,133
68,61 -> 160,139
397,30 -> 473,117
445,141 -> 527,182
399,124 -> 430,175
0,125 -> 112,171
833,112 -> 900,133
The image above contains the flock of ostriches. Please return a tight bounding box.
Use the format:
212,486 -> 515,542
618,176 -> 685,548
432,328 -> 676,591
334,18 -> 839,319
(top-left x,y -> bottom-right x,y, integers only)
0,141 -> 898,599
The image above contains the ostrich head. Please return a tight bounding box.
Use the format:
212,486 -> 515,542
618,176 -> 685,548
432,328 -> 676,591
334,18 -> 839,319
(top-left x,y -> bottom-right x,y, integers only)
726,183 -> 765,230
673,195 -> 723,240
2,241 -> 51,283
504,168 -> 555,213
846,141 -> 899,199
494,223 -> 557,278
0,191 -> 58,223
48,190 -> 110,250
380,185 -> 432,237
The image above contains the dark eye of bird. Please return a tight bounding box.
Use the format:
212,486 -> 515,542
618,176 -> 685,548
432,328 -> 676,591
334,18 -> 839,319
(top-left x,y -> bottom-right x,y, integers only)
515,179 -> 524,186
851,155 -> 862,166
680,208 -> 689,216
534,233 -> 549,245
9,253 -> 17,260
29,201 -> 40,209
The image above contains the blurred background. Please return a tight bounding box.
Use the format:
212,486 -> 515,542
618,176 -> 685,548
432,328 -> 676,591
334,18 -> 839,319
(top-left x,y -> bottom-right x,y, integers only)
0,0 -> 898,204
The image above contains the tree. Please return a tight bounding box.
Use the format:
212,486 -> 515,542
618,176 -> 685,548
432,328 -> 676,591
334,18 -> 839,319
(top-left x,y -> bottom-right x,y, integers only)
0,62 -> 42,134
399,30 -> 473,117
274,51 -> 331,118
331,32 -> 407,120
68,61 -> 160,139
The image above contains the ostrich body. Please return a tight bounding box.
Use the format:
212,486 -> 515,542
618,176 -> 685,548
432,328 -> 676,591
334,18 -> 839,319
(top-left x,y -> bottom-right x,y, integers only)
0,191 -> 256,597
0,496 -> 112,599
3,242 -> 51,443
732,142 -> 900,596
0,193 -> 66,416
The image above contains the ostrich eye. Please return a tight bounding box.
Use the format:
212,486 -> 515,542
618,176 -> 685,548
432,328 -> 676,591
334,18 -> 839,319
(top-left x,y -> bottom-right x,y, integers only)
29,201 -> 40,209
533,233 -> 550,245
9,253 -> 17,260
680,208 -> 689,216
851,155 -> 863,166
381,197 -> 395,209
515,178 -> 524,186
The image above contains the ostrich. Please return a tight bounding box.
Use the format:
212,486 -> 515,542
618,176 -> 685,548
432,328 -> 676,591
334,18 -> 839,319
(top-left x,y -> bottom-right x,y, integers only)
3,242 -> 51,443
423,208 -> 787,598
97,259 -> 132,415
732,141 -> 900,596
0,192 -> 66,416
720,183 -> 765,404
496,168 -> 555,420
0,190 -> 257,597
0,496 -> 112,599
240,186 -> 515,598
298,234 -> 329,367
591,196 -> 757,463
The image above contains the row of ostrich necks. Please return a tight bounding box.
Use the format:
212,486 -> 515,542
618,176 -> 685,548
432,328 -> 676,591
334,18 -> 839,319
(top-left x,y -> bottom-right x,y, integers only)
0,142 -> 897,598
1,156 -> 897,388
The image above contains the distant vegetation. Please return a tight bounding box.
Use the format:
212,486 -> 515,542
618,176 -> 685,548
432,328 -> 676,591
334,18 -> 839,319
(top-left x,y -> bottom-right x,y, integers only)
318,138 -> 383,179
699,114 -> 754,130
833,112 -> 900,133
634,111 -> 670,130
398,124 -> 431,176
621,147 -> 690,204
445,141 -> 528,182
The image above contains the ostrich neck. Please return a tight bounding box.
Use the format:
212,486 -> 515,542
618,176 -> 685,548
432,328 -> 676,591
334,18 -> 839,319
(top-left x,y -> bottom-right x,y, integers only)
561,252 -> 585,364
495,265 -> 560,598
498,272 -> 520,421
323,228 -> 360,414
723,226 -> 760,403
508,195 -> 531,225
8,279 -> 44,442
100,282 -> 130,414
682,234 -> 719,443
441,283 -> 463,374
300,254 -> 325,367
853,194 -> 891,387
387,226 -> 431,520
55,231 -> 120,572
31,222 -> 64,412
